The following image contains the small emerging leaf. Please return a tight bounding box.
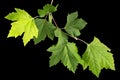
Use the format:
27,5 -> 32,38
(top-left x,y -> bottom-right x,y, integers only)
82,37 -> 115,77
38,4 -> 58,17
49,13 -> 53,23
5,8 -> 38,46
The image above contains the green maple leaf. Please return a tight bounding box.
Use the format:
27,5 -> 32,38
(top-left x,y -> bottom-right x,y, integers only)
5,8 -> 38,46
38,4 -> 58,17
47,28 -> 84,73
82,37 -> 115,77
64,11 -> 87,37
33,18 -> 56,44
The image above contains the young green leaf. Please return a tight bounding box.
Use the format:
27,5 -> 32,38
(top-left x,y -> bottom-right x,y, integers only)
34,18 -> 56,44
82,37 -> 115,77
47,28 -> 84,73
49,13 -> 53,23
38,4 -> 58,17
5,8 -> 38,46
64,11 -> 87,37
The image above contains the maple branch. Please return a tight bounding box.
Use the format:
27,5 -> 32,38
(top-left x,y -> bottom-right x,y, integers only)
48,13 -> 88,45
49,0 -> 88,45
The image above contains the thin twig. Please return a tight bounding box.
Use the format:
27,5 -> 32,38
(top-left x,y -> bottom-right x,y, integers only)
34,16 -> 40,19
52,16 -> 59,28
50,0 -> 59,27
51,0 -> 53,5
64,32 -> 88,45
75,37 -> 88,45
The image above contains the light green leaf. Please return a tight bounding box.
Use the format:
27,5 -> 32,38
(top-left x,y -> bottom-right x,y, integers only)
5,8 -> 38,46
33,18 -> 56,44
64,11 -> 87,37
82,37 -> 115,77
38,4 -> 58,17
47,28 -> 84,73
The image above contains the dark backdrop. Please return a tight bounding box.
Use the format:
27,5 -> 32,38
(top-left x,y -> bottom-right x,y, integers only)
0,0 -> 119,80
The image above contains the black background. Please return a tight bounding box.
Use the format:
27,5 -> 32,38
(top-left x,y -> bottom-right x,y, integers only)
0,0 -> 119,80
